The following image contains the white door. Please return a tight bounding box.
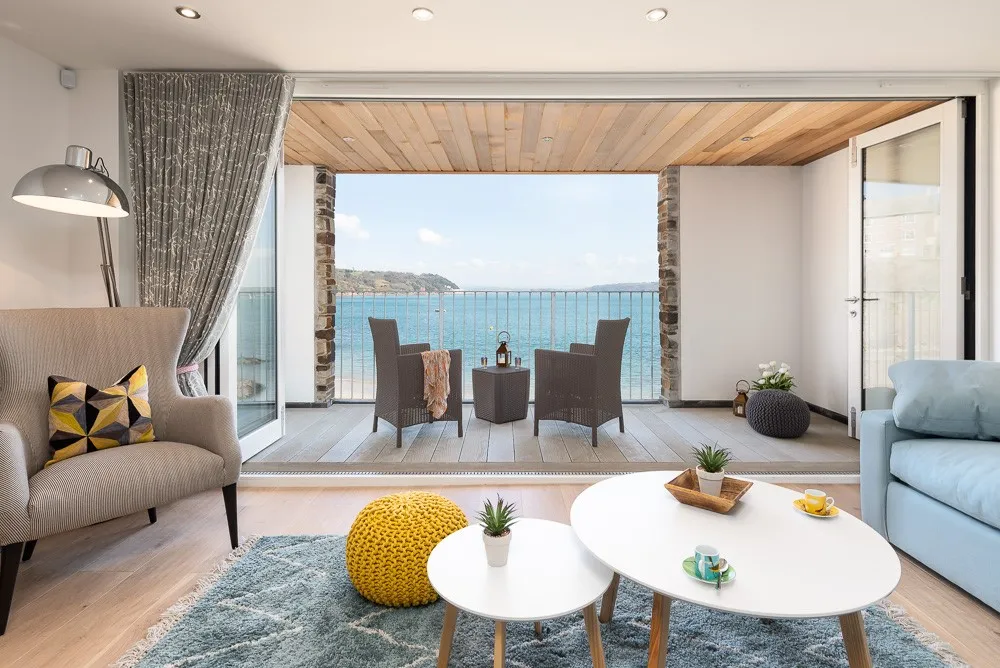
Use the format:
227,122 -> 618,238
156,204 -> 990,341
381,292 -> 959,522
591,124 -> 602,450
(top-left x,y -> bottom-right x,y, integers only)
220,170 -> 286,461
846,99 -> 965,437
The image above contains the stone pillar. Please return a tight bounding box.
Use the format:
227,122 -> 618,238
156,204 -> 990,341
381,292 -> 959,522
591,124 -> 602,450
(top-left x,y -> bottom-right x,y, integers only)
658,167 -> 680,405
314,168 -> 336,405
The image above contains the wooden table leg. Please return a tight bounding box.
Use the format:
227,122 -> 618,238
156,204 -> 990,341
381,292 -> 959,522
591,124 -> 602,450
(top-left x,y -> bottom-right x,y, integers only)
583,603 -> 607,668
599,572 -> 621,623
437,603 -> 459,668
646,593 -> 672,668
839,612 -> 873,668
494,620 -> 506,668
534,621 -> 543,639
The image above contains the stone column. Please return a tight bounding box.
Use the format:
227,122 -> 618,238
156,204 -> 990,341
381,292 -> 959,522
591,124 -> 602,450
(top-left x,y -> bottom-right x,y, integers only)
657,167 -> 680,405
314,168 -> 336,405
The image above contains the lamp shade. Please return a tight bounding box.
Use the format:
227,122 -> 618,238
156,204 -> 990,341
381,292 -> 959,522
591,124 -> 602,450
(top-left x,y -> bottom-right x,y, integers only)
12,145 -> 129,219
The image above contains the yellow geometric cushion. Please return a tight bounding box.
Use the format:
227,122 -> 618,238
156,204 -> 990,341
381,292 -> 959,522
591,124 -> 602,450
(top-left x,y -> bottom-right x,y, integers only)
346,491 -> 467,607
46,365 -> 156,468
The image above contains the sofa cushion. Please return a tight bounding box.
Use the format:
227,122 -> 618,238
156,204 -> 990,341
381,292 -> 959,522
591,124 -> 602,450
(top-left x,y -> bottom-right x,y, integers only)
889,360 -> 1000,440
890,438 -> 1000,530
26,441 -> 225,539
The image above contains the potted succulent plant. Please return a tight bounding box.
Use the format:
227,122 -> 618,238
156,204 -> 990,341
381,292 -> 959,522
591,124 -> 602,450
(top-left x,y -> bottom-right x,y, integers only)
692,443 -> 733,497
477,494 -> 518,567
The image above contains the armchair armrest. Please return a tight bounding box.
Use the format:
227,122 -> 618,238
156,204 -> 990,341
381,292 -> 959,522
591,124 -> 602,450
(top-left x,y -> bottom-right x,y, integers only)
534,349 -> 597,413
860,409 -> 925,538
159,396 -> 241,485
0,424 -> 31,545
569,343 -> 596,355
400,343 -> 431,356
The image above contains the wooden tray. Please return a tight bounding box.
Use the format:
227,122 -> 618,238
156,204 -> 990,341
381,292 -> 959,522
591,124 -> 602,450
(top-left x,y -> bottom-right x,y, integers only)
664,469 -> 753,514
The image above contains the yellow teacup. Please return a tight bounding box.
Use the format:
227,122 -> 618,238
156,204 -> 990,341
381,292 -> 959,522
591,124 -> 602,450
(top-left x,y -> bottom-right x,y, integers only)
803,489 -> 835,514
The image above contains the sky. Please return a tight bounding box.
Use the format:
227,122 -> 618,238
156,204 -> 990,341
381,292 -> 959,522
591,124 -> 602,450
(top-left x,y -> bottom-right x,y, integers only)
334,174 -> 659,289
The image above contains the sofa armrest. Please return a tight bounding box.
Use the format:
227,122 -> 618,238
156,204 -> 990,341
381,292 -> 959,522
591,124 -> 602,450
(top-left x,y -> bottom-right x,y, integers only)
860,409 -> 925,538
0,424 -> 31,546
159,396 -> 241,485
400,343 -> 431,356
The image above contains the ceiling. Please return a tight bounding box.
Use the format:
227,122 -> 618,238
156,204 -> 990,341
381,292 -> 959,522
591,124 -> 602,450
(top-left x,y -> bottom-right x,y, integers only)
2,1 -> 1000,73
284,100 -> 939,172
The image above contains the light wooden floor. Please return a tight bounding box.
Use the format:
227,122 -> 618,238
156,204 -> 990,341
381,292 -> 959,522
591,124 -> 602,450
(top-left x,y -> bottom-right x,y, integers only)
247,404 -> 860,473
0,483 -> 997,667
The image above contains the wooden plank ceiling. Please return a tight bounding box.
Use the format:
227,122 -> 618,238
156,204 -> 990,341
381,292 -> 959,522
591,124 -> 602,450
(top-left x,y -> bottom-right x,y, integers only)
284,100 -> 940,173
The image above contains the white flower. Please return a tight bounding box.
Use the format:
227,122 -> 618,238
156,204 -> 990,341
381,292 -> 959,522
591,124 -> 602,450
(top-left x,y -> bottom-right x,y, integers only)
762,371 -> 774,378
780,363 -> 790,370
758,363 -> 767,370
769,360 -> 777,367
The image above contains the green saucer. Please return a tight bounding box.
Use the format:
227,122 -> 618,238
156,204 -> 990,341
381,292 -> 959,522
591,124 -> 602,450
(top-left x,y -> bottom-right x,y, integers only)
682,557 -> 736,584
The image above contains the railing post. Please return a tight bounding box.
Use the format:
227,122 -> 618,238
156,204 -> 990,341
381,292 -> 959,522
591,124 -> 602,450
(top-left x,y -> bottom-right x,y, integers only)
438,293 -> 445,350
550,291 -> 556,349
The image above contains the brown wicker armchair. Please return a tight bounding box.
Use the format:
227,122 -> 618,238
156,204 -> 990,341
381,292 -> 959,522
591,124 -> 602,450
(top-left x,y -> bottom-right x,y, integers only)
369,318 -> 463,447
534,318 -> 630,447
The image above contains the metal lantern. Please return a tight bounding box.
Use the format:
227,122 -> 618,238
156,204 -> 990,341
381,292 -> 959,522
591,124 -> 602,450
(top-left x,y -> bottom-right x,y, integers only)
496,331 -> 511,368
733,380 -> 750,418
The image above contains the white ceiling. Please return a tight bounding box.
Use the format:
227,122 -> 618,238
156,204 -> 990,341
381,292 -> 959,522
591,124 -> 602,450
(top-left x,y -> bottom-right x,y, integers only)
2,0 -> 1000,74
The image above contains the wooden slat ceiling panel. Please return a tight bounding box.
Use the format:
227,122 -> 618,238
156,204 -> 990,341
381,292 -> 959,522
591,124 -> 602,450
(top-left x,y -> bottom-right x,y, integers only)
285,100 -> 941,172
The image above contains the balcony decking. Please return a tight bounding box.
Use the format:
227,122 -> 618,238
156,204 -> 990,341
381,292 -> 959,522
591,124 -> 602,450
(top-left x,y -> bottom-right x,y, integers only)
246,404 -> 859,474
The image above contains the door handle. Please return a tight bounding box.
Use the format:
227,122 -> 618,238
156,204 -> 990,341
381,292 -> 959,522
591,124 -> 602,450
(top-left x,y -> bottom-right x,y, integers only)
844,297 -> 860,304
862,297 -> 879,302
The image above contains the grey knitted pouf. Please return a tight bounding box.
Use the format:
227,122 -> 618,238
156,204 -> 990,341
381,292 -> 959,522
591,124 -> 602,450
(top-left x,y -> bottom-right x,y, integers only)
746,389 -> 811,438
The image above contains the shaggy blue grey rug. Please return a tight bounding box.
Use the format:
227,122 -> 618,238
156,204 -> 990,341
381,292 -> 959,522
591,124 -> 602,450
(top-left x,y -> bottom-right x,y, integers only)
117,535 -> 967,668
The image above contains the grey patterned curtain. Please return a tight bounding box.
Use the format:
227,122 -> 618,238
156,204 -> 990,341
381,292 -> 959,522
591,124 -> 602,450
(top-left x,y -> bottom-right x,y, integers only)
123,72 -> 295,396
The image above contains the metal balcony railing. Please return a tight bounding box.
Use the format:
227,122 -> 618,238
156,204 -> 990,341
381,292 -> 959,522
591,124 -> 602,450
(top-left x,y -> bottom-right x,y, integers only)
334,290 -> 662,402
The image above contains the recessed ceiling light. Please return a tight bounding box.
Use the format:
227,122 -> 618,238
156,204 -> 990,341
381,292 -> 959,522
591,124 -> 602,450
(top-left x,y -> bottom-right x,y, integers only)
412,7 -> 434,21
740,136 -> 754,142
645,8 -> 668,22
175,6 -> 201,19
342,136 -> 356,143
541,136 -> 553,142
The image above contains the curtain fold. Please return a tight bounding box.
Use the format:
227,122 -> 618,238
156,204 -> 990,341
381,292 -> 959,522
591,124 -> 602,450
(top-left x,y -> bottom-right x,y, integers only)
123,72 -> 295,396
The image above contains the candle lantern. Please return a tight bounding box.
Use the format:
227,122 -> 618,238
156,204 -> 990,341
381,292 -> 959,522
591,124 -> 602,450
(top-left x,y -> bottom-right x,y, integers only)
733,380 -> 750,418
496,331 -> 511,368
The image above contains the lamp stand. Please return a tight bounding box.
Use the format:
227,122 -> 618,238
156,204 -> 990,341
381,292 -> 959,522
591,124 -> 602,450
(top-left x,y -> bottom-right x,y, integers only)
96,217 -> 121,307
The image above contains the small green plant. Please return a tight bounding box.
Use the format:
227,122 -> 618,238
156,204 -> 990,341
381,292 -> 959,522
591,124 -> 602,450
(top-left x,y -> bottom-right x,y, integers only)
752,361 -> 796,391
692,443 -> 733,473
476,494 -> 518,537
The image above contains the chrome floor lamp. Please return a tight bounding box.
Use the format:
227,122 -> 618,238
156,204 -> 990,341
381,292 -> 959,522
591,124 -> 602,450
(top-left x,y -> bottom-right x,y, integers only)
12,145 -> 130,307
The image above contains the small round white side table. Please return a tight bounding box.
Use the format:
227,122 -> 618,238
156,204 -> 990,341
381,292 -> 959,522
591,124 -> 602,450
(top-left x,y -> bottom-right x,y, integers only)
571,471 -> 901,668
427,518 -> 614,668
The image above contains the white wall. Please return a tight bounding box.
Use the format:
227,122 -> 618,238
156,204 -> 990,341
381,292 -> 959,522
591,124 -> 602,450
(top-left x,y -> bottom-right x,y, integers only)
282,165 -> 317,403
799,150 -> 849,414
678,167 -> 802,401
991,79 -> 1000,361
0,37 -> 120,308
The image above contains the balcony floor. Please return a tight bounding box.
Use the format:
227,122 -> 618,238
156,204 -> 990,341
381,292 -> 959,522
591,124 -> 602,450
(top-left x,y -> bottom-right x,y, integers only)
246,404 -> 858,474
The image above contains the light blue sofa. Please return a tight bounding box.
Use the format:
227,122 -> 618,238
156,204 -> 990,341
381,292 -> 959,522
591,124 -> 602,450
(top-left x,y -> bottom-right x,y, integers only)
860,360 -> 1000,612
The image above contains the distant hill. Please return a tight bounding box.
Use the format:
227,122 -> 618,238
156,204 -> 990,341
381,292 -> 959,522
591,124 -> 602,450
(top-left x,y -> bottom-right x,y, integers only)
336,269 -> 460,293
583,282 -> 658,291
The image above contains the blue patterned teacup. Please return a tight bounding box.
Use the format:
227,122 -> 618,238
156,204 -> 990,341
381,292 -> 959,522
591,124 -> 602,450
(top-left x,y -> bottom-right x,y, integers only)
694,544 -> 721,581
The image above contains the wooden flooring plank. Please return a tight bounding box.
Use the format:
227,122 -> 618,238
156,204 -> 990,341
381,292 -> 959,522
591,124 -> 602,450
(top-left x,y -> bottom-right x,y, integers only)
252,404 -> 369,462
619,406 -> 684,462
487,421 -> 515,462
587,424 -> 628,463
656,407 -> 773,462
536,414 -> 572,463
458,412 -> 490,463
402,421 -> 446,463
291,404 -> 374,462
431,405 -> 473,463
372,422 -> 424,462
512,406 -> 543,462
317,409 -> 377,462
626,406 -> 693,462
602,422 -> 655,463
557,421 -> 600,463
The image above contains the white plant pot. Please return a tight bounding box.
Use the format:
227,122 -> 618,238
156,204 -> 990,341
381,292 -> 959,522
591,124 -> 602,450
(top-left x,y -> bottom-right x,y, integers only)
483,530 -> 512,567
696,467 -> 725,497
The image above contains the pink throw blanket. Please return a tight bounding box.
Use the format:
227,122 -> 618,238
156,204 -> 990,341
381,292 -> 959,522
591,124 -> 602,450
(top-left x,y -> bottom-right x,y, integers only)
421,350 -> 451,419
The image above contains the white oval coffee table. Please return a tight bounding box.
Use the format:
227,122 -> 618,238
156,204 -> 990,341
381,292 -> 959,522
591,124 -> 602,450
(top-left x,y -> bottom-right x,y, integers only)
427,518 -> 614,668
570,471 -> 901,668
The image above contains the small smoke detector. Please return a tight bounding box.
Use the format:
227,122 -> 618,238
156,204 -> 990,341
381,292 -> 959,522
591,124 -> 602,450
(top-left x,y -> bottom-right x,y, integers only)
60,68 -> 77,90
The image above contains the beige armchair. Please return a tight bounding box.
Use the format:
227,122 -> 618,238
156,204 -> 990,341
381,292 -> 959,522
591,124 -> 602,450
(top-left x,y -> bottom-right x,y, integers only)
0,308 -> 241,635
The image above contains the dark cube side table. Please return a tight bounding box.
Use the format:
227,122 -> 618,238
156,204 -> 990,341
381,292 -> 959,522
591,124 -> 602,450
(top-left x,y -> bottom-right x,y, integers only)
472,366 -> 530,424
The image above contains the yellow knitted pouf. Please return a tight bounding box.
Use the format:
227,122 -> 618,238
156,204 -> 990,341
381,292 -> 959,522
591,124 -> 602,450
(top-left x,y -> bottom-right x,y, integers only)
346,491 -> 468,607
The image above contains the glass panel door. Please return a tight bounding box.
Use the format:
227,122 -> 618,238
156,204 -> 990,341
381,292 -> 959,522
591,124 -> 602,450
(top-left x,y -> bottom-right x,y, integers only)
861,125 -> 942,409
846,100 -> 964,434
235,178 -> 281,448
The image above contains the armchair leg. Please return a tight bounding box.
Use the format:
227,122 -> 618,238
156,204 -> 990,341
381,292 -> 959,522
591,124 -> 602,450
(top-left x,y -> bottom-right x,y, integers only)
396,428 -> 403,448
22,541 -> 36,562
534,417 -> 539,437
222,484 -> 239,549
458,411 -> 464,438
372,413 -> 378,433
147,508 -> 157,525
1,542 -> 23,636
619,415 -> 625,433
592,426 -> 598,447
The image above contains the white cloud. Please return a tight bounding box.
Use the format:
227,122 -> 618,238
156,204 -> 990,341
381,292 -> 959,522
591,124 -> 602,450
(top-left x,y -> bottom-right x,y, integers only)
418,227 -> 446,245
335,213 -> 370,240
617,255 -> 638,266
582,252 -> 600,268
